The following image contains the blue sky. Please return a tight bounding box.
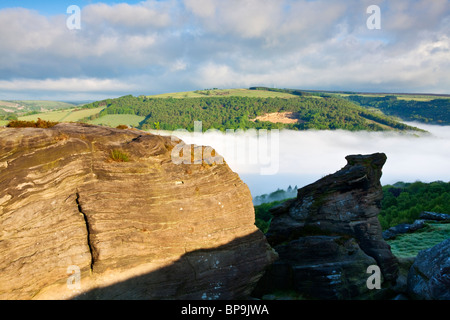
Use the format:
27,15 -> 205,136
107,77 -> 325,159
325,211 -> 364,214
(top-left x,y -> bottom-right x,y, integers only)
0,0 -> 449,100
0,1 -> 143,15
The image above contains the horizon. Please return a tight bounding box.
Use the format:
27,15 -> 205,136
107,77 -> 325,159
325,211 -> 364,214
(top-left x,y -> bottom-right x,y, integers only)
3,86 -> 450,103
1,1 -> 449,100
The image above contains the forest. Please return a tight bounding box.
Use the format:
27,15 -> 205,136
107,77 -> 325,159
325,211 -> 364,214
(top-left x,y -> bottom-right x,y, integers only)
81,94 -> 422,132
344,95 -> 450,125
378,181 -> 450,229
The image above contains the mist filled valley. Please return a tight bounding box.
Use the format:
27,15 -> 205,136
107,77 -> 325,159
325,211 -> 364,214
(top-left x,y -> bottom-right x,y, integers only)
2,0 -> 450,305
170,122 -> 450,197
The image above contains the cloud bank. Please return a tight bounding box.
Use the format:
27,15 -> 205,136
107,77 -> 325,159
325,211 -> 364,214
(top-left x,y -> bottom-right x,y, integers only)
173,123 -> 450,196
0,0 -> 449,99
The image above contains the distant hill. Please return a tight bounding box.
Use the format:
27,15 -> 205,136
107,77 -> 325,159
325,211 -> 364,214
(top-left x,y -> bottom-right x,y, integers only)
5,87 -> 448,130
148,88 -> 300,99
250,87 -> 450,125
0,100 -> 76,113
340,95 -> 450,125
80,88 -> 423,132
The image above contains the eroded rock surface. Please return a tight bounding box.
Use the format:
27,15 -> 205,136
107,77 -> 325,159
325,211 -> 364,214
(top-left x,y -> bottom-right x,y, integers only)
0,123 -> 276,300
407,239 -> 450,300
258,153 -> 399,299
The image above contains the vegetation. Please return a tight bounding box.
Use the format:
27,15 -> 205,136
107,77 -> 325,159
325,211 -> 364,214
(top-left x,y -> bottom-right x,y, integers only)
109,149 -> 130,162
379,181 -> 450,229
6,118 -> 58,128
2,88 -> 448,131
81,92 -> 422,132
254,200 -> 284,233
387,222 -> 450,258
0,100 -> 76,113
253,186 -> 297,205
18,107 -> 104,123
254,181 -> 450,233
86,114 -> 145,128
343,95 -> 450,125
150,88 -> 299,99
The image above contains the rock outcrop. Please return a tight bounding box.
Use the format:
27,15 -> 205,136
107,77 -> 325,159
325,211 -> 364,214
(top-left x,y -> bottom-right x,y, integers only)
0,123 -> 277,300
257,153 -> 399,299
382,220 -> 427,240
383,211 -> 450,240
407,239 -> 450,300
419,211 -> 450,221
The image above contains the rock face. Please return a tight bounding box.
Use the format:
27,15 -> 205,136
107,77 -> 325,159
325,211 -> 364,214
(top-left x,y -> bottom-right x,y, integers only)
259,153 -> 399,299
407,239 -> 450,300
419,211 -> 450,221
382,220 -> 427,240
383,211 -> 450,240
0,123 -> 276,300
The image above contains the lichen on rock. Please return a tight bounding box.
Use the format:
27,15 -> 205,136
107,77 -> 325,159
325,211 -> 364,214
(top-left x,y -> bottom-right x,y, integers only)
0,123 -> 276,300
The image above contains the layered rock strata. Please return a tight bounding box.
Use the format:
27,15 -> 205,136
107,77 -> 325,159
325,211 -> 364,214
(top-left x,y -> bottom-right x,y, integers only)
259,153 -> 399,299
0,123 -> 276,300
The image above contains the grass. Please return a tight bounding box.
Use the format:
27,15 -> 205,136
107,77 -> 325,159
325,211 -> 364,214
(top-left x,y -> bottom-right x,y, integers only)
109,149 -> 130,162
59,107 -> 105,122
1,100 -> 76,114
148,88 -> 300,99
10,100 -> 76,110
19,109 -> 70,122
18,107 -> 104,123
335,93 -> 450,102
387,222 -> 450,258
88,114 -> 145,127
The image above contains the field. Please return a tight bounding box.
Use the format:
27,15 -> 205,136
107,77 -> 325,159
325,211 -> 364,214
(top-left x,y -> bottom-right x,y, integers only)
5,87 -> 449,129
387,222 -> 450,258
88,114 -> 145,127
18,107 -> 104,122
334,93 -> 450,102
0,100 -> 76,112
149,88 -> 300,99
12,107 -> 144,128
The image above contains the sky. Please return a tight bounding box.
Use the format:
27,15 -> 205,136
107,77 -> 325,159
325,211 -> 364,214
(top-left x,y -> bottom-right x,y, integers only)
0,0 -> 449,100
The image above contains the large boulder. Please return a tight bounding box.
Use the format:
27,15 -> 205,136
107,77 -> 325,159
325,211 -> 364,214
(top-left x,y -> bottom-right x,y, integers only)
259,153 -> 399,299
0,123 -> 276,300
419,211 -> 450,221
407,239 -> 450,300
382,220 -> 427,240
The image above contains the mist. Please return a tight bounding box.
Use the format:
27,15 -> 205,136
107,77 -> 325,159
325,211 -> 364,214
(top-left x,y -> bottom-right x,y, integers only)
163,122 -> 450,197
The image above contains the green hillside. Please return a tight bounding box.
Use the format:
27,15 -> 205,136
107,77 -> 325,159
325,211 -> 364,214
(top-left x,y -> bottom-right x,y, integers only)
18,107 -> 104,123
149,88 -> 301,99
342,94 -> 450,125
81,89 -> 423,132
0,100 -> 76,113
3,87 -> 447,130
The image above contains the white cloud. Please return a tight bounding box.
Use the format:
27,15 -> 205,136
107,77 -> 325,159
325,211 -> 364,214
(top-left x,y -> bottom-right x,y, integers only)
83,2 -> 172,29
0,0 -> 449,99
184,0 -> 216,18
0,77 -> 137,92
173,123 -> 450,196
